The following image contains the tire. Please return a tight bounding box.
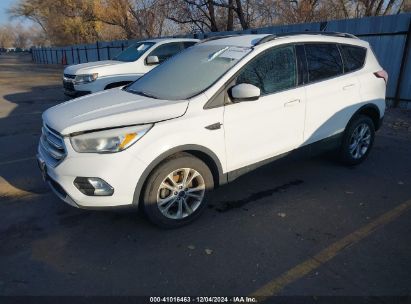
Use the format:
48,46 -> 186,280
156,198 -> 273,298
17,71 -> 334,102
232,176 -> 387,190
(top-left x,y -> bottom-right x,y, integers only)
340,114 -> 375,165
142,153 -> 214,228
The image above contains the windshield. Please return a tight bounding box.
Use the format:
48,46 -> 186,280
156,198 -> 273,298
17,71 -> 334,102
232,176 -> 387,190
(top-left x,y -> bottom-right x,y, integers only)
125,44 -> 252,100
114,42 -> 155,62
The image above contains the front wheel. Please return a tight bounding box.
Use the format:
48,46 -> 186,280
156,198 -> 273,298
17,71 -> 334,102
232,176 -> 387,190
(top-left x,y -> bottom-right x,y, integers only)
340,115 -> 375,165
142,153 -> 214,228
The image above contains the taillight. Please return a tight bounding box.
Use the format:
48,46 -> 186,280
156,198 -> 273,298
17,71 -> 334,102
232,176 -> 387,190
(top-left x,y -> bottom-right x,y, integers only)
374,70 -> 388,84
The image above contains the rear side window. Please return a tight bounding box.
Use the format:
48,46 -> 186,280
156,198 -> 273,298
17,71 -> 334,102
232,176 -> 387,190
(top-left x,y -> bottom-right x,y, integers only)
305,43 -> 343,82
236,45 -> 297,95
340,45 -> 366,72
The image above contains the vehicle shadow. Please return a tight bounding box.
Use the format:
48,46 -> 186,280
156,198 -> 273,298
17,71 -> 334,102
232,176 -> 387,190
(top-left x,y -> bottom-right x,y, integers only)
0,54 -> 68,197
3,85 -> 68,105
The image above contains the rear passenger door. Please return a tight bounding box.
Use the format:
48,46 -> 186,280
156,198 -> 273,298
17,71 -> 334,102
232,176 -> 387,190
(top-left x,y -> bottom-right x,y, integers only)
303,43 -> 362,145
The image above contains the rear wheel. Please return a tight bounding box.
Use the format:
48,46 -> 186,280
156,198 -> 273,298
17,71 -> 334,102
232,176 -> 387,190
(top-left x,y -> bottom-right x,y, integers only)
142,153 -> 214,228
340,115 -> 375,165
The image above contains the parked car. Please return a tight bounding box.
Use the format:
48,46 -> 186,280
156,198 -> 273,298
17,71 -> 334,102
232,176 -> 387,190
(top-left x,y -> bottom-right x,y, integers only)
38,33 -> 387,227
62,38 -> 199,97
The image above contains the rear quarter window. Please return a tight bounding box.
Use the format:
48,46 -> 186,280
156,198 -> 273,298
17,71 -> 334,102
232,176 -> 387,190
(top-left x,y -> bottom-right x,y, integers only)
339,45 -> 367,72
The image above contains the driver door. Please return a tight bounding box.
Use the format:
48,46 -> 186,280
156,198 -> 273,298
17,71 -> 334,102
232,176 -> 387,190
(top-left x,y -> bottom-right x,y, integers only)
223,45 -> 306,172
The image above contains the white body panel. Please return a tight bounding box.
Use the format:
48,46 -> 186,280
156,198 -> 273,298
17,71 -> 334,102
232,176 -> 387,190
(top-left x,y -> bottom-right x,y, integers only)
40,34 -> 386,209
44,88 -> 189,135
41,93 -> 225,208
224,87 -> 306,171
303,73 -> 362,145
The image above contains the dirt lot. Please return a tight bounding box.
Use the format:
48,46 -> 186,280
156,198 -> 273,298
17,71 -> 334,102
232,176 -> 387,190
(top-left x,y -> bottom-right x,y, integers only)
1,53 -> 411,299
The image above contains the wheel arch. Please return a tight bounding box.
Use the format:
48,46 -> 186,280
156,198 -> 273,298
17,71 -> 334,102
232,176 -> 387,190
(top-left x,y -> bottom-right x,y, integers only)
351,103 -> 382,131
133,144 -> 226,207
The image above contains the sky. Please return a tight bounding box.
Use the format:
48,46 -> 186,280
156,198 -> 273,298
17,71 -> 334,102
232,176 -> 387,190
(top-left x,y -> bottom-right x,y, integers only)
0,0 -> 14,25
0,0 -> 32,26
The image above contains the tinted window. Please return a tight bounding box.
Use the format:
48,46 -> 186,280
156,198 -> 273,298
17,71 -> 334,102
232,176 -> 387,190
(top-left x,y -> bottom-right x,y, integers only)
305,44 -> 343,82
148,42 -> 182,63
340,45 -> 366,72
236,45 -> 297,95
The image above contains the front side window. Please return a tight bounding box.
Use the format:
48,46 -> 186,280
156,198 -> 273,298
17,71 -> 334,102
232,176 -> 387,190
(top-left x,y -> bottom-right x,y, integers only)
340,45 -> 366,72
148,42 -> 183,63
236,45 -> 297,95
114,42 -> 155,62
305,43 -> 343,82
126,44 -> 252,100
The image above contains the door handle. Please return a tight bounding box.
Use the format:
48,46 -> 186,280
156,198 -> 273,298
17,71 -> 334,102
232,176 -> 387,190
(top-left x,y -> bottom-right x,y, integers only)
205,122 -> 222,130
284,99 -> 300,107
343,84 -> 355,90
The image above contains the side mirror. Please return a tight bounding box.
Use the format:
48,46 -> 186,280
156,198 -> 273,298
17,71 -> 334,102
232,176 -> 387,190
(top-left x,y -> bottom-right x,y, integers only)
230,83 -> 261,102
146,55 -> 159,65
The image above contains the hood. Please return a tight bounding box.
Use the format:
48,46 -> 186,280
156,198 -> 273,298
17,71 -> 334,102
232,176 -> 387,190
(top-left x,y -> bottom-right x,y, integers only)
64,60 -> 124,75
43,88 -> 189,135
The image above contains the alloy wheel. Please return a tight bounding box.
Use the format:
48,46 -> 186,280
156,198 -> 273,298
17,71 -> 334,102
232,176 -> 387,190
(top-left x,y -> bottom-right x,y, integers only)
349,123 -> 371,159
156,168 -> 205,220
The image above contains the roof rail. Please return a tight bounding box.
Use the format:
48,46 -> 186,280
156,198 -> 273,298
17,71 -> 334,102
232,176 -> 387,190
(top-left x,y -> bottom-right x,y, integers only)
254,34 -> 277,45
199,34 -> 239,43
254,31 -> 358,46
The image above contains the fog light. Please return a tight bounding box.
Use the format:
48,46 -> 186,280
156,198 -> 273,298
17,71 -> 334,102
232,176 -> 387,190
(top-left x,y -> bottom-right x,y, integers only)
74,177 -> 114,196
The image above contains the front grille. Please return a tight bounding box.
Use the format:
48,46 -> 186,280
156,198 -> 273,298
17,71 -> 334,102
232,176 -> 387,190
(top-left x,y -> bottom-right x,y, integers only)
63,74 -> 75,79
63,74 -> 75,91
38,124 -> 67,167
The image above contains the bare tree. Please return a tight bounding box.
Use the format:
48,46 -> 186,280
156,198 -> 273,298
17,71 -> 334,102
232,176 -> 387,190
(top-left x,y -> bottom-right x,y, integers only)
128,0 -> 171,37
212,0 -> 251,29
0,25 -> 15,49
7,0 -> 408,46
331,0 -> 405,17
13,24 -> 30,48
401,0 -> 411,12
167,0 -> 223,32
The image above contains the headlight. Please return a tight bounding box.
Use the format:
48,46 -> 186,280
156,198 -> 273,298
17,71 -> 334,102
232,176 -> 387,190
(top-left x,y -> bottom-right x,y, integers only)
74,73 -> 98,84
70,124 -> 153,153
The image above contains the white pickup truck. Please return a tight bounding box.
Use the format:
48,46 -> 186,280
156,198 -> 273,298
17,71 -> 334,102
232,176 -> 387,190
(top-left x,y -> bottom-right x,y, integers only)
62,38 -> 199,97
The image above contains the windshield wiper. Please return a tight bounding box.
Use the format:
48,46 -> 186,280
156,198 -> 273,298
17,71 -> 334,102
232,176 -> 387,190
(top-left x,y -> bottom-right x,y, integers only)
127,89 -> 159,99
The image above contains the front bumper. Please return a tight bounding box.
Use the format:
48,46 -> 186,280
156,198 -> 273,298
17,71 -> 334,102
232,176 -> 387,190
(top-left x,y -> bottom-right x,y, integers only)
37,139 -> 148,209
37,154 -> 79,207
63,79 -> 91,97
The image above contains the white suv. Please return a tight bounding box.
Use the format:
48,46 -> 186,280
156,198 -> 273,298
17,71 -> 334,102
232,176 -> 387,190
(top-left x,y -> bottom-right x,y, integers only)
62,38 -> 199,97
38,33 -> 387,227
